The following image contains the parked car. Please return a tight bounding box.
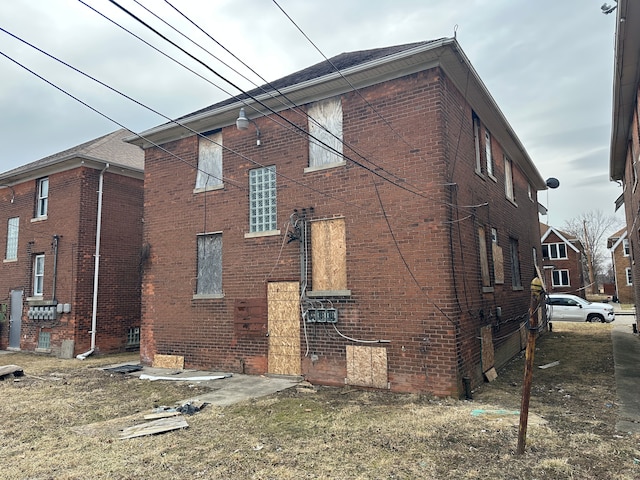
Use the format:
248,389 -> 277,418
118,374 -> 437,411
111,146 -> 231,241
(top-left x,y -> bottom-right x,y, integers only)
547,294 -> 615,323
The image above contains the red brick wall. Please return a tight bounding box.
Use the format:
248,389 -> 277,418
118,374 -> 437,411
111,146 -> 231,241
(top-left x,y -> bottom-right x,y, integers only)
0,166 -> 142,356
141,67 -> 540,396
623,89 -> 640,308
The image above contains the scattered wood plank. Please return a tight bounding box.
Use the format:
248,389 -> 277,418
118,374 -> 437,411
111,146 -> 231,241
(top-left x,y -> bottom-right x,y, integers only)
143,410 -> 181,420
120,416 -> 188,439
139,373 -> 229,382
0,365 -> 24,379
539,361 -> 560,369
484,367 -> 498,382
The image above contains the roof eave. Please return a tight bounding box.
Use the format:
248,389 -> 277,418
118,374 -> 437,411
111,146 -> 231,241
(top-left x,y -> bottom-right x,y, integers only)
127,38 -> 545,188
610,0 -> 640,181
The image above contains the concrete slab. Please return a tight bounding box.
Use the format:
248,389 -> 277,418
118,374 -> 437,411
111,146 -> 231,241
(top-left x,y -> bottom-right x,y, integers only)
612,324 -> 640,434
102,362 -> 301,407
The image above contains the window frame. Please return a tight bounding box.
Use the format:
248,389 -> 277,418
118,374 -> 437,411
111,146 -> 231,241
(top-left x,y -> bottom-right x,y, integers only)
510,238 -> 522,289
504,156 -> 516,204
306,97 -> 345,172
33,254 -> 45,297
485,129 -> 495,178
5,216 -> 19,261
247,165 -> 278,235
194,232 -> 223,298
36,177 -> 49,219
552,269 -> 570,287
623,238 -> 630,257
473,113 -> 482,174
195,131 -> 224,192
626,267 -> 633,286
542,242 -> 568,260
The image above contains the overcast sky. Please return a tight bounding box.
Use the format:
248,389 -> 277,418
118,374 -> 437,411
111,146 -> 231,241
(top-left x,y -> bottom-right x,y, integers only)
0,0 -> 623,229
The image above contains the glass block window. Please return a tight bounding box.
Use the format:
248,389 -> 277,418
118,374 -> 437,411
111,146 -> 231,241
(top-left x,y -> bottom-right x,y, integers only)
249,166 -> 277,233
197,233 -> 222,295
6,217 -> 19,260
38,331 -> 50,349
127,327 -> 140,346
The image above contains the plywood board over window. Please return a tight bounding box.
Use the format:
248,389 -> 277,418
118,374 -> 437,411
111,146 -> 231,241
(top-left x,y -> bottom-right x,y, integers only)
310,218 -> 349,295
480,325 -> 495,373
346,345 -> 388,389
493,243 -> 504,284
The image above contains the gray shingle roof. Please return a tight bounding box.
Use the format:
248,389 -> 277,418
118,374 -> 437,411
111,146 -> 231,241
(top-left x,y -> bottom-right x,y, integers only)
1,129 -> 144,179
181,40 -> 440,120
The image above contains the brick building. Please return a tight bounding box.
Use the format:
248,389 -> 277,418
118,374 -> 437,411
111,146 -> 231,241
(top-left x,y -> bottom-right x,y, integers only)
129,38 -> 546,396
607,228 -> 633,304
0,129 -> 144,358
610,0 -> 640,309
540,223 -> 586,298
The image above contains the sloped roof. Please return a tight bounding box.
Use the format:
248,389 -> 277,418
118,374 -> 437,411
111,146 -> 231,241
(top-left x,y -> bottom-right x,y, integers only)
539,223 -> 581,253
128,38 -> 546,189
183,41 -> 439,119
607,227 -> 627,249
0,129 -> 144,183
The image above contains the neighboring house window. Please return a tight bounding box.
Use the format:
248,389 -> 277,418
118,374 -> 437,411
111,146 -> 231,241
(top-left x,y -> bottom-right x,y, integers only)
311,218 -> 348,293
542,243 -> 567,260
249,166 -> 277,233
626,267 -> 633,286
473,113 -> 482,174
5,217 -> 19,260
485,129 -> 494,177
36,177 -> 49,218
478,226 -> 491,288
623,238 -> 630,257
504,156 -> 515,203
552,269 -> 570,287
196,233 -> 222,296
308,97 -> 343,169
33,254 -> 45,296
195,131 -> 223,190
510,238 -> 522,288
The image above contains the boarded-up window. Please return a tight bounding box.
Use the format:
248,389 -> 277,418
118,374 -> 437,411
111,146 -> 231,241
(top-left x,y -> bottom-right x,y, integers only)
478,226 -> 491,288
504,156 -> 515,202
308,97 -> 343,168
311,218 -> 347,292
346,345 -> 388,389
196,132 -> 223,189
196,233 -> 222,295
492,228 -> 504,284
510,237 -> 522,288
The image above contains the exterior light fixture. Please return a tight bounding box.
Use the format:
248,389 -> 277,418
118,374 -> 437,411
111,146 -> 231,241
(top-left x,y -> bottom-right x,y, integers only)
235,108 -> 261,146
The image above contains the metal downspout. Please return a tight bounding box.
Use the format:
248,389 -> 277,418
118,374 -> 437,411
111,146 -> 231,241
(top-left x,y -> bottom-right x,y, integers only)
77,163 -> 109,360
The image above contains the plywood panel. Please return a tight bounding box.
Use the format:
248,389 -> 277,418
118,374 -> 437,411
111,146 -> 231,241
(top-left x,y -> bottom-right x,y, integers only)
268,282 -> 301,375
152,354 -> 184,370
311,218 -> 346,291
480,325 -> 494,372
346,345 -> 388,388
493,244 -> 504,284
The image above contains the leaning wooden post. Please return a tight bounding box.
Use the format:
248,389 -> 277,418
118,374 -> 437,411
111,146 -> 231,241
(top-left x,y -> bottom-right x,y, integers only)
517,276 -> 544,455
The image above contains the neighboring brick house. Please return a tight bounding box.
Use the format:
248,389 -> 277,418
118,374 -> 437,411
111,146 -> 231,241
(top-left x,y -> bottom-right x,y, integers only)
607,228 -> 633,304
540,223 -> 586,298
128,38 -> 546,397
610,0 -> 640,309
0,129 -> 144,358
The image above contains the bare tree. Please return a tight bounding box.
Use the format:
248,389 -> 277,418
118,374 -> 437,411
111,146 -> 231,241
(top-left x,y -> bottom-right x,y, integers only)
563,210 -> 621,294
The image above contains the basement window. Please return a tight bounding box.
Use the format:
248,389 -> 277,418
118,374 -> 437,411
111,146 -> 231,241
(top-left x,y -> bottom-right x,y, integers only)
127,327 -> 140,346
38,331 -> 50,350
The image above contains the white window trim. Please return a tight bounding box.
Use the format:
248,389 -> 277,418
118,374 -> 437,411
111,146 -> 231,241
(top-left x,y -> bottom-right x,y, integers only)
623,238 -> 630,257
626,267 -> 633,286
33,254 -> 45,297
552,269 -> 570,287
543,242 -> 568,260
36,177 -> 49,219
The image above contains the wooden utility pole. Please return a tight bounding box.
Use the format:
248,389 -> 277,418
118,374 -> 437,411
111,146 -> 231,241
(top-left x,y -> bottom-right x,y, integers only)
583,219 -> 596,294
517,277 -> 544,454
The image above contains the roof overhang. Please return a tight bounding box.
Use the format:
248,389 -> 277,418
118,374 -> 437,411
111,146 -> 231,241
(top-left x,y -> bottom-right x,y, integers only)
0,156 -> 144,186
540,226 -> 581,253
127,38 -> 546,189
610,0 -> 640,181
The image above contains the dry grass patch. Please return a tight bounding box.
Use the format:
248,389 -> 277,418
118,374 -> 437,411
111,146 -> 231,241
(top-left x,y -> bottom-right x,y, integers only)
1,323 -> 640,479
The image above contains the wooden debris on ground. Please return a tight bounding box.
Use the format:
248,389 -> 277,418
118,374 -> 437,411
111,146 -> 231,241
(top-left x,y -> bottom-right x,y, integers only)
0,365 -> 24,379
538,361 -> 560,369
120,416 -> 188,440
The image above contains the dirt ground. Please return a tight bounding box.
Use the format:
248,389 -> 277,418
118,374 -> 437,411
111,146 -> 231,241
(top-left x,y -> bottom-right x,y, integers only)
1,322 -> 639,479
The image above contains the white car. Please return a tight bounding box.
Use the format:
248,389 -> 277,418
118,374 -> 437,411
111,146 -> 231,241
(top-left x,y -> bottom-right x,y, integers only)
547,294 -> 615,323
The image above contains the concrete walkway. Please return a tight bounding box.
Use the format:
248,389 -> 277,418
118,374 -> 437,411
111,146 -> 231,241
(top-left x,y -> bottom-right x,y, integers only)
612,320 -> 640,434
